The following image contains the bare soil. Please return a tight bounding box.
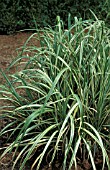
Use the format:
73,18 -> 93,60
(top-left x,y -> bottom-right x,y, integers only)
0,32 -> 40,170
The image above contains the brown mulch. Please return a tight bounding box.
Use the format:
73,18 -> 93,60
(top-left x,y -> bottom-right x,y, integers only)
0,32 -> 40,71
0,31 -> 40,111
0,32 -> 39,170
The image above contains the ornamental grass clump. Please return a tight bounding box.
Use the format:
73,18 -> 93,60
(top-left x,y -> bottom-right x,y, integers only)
0,15 -> 110,170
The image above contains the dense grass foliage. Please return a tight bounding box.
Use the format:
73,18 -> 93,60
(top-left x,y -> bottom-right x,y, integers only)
0,16 -> 110,169
0,0 -> 110,34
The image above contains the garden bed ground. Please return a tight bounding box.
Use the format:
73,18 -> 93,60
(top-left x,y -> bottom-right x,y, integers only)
0,32 -> 109,170
0,32 -> 40,170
